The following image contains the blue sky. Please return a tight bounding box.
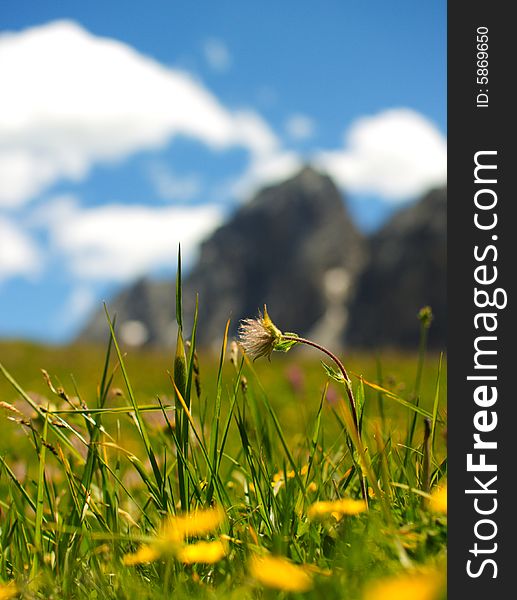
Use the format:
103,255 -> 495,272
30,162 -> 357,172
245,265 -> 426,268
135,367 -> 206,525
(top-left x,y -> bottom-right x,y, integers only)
0,1 -> 446,342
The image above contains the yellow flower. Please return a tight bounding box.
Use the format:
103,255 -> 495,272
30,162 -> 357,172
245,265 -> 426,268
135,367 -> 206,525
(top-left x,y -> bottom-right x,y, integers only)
123,506 -> 226,566
177,540 -> 227,564
272,470 -> 288,483
363,570 -> 444,600
308,498 -> 367,519
249,554 -> 313,593
162,506 -> 225,543
308,482 -> 318,493
429,484 -> 447,514
123,544 -> 160,565
272,464 -> 309,484
0,582 -> 17,600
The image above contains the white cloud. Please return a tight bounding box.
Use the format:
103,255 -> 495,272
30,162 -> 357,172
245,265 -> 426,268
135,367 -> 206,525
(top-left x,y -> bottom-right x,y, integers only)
285,113 -> 315,141
43,197 -> 223,281
147,163 -> 202,202
202,38 -> 231,72
232,110 -> 279,158
0,151 -> 64,207
316,108 -> 447,201
0,217 -> 41,281
209,108 -> 302,201
0,21 -> 278,207
229,150 -> 302,200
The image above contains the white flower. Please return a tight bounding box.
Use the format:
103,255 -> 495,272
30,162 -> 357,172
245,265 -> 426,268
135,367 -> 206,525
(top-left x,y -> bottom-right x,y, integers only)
238,306 -> 282,360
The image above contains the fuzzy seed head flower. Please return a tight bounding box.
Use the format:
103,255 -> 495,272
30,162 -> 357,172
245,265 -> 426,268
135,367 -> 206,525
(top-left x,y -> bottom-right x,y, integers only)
249,554 -> 313,592
238,305 -> 282,360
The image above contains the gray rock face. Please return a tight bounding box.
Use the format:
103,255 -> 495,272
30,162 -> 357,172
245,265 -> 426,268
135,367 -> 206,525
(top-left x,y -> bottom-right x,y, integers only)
346,187 -> 446,349
78,278 -> 176,347
78,171 -> 446,351
183,166 -> 367,349
79,167 -> 366,350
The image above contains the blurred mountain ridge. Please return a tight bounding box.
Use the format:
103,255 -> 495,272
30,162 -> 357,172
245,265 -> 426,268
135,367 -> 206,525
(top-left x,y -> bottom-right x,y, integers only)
78,166 -> 446,350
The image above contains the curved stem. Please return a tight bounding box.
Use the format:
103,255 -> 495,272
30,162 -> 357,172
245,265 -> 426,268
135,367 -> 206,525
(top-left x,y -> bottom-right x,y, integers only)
282,335 -> 367,505
282,336 -> 359,431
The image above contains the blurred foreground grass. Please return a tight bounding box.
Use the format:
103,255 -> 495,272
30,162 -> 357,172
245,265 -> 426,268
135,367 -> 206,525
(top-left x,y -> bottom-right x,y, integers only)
0,335 -> 447,599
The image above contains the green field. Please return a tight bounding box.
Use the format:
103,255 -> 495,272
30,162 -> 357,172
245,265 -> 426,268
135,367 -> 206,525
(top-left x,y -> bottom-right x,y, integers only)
0,313 -> 447,599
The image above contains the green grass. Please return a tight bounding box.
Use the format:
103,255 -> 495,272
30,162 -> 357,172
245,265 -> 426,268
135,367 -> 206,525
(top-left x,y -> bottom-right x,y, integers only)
0,293 -> 447,598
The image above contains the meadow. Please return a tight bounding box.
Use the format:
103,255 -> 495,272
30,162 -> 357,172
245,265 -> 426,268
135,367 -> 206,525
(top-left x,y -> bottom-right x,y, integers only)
0,290 -> 447,599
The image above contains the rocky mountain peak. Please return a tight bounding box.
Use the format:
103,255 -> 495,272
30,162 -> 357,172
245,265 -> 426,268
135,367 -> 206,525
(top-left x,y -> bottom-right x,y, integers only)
346,187 -> 446,348
183,166 -> 366,348
78,171 -> 446,351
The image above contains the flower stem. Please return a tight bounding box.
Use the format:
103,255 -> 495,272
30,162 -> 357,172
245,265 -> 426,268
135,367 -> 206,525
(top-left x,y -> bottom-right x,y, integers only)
282,336 -> 358,428
282,335 -> 368,504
